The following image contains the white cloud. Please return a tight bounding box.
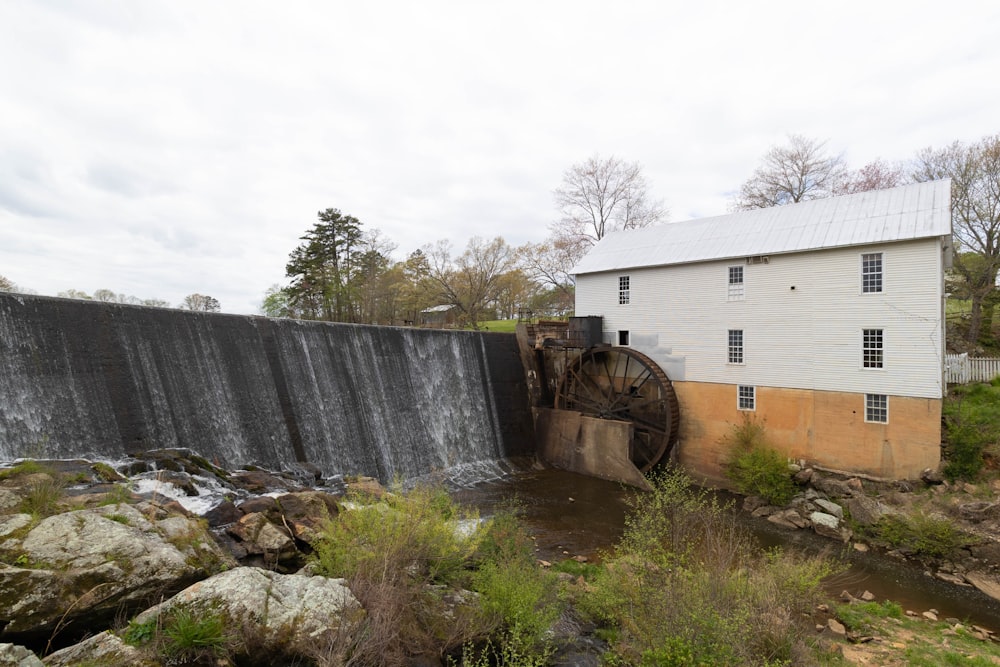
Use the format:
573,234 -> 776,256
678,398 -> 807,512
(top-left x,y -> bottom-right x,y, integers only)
1,0 -> 999,313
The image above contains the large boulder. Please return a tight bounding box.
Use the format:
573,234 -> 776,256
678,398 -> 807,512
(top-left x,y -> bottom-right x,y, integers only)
132,567 -> 361,661
42,632 -> 156,667
0,503 -> 236,640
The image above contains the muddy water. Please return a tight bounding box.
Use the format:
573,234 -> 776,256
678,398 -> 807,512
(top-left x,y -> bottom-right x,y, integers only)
452,468 -> 1000,631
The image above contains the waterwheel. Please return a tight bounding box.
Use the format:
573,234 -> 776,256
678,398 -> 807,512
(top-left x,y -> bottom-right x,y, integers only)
554,346 -> 680,472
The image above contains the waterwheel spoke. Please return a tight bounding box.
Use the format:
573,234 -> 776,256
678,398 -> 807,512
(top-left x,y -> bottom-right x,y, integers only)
556,346 -> 679,470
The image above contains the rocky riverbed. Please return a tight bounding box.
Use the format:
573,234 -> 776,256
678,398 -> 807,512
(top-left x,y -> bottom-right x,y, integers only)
2,449 -> 1000,666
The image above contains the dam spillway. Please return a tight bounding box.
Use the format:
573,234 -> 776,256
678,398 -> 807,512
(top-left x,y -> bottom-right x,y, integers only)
0,293 -> 535,481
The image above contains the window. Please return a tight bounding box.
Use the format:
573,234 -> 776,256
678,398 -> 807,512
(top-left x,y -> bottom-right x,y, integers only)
862,252 -> 883,293
728,329 -> 744,364
738,385 -> 755,410
863,329 -> 883,368
728,266 -> 745,301
618,330 -> 630,346
618,275 -> 630,305
865,394 -> 888,423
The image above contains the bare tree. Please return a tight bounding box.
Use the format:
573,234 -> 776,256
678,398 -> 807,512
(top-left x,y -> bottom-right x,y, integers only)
424,237 -> 515,329
0,275 -> 16,292
552,154 -> 666,250
518,237 -> 580,301
180,293 -> 222,312
733,134 -> 848,210
835,158 -> 908,195
914,134 -> 1000,346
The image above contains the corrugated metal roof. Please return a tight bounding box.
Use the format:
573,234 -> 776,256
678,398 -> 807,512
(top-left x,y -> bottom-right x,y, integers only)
571,179 -> 952,275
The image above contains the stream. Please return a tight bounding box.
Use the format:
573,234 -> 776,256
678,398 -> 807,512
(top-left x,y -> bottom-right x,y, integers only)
451,468 -> 1000,631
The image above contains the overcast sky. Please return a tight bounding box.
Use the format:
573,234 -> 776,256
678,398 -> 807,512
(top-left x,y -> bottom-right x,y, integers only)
1,1 -> 998,314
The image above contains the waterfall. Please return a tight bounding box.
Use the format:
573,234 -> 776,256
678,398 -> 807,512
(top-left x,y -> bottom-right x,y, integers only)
0,293 -> 534,481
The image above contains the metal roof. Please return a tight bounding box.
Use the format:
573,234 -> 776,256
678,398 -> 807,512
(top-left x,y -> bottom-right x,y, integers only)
571,179 -> 952,275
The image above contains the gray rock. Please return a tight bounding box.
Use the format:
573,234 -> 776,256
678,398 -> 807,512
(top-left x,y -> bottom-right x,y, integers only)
810,511 -> 852,542
0,514 -> 31,540
921,468 -> 945,485
768,509 -> 810,530
42,631 -> 155,667
814,498 -> 844,519
134,567 -> 360,650
812,476 -> 855,498
843,495 -> 887,527
0,642 -> 43,666
959,502 -> 1000,523
0,491 -> 21,513
0,504 -> 235,637
809,511 -> 840,529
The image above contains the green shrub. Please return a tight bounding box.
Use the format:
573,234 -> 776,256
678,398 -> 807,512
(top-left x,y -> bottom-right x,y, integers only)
581,466 -> 835,666
874,513 -> 971,558
312,483 -> 490,665
313,482 -> 479,585
721,415 -> 796,506
942,382 -> 1000,481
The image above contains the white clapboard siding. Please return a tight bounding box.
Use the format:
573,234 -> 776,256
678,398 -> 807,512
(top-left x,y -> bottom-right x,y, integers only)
945,354 -> 1000,384
575,237 -> 945,399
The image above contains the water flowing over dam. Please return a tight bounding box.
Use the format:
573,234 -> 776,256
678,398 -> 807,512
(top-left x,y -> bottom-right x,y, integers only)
0,293 -> 535,480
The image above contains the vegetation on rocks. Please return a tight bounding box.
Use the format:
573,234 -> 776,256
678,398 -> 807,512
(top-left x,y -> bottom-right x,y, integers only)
722,414 -> 797,506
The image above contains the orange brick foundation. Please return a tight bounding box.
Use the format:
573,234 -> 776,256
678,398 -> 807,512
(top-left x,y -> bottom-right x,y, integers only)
672,381 -> 941,484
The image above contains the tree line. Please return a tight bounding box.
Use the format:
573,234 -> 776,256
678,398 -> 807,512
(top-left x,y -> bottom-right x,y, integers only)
0,279 -> 222,313
3,131 -> 996,340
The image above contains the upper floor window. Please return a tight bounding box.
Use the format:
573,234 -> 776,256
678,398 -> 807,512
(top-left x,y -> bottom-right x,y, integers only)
862,252 -> 883,293
728,266 -> 745,301
728,329 -> 744,364
618,275 -> 630,305
865,393 -> 888,423
738,385 -> 755,410
863,328 -> 884,368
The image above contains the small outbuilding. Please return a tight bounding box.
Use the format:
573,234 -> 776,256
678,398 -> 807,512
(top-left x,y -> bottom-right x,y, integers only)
571,179 -> 953,482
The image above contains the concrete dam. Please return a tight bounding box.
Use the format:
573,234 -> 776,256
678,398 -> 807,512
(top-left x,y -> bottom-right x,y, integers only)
0,293 -> 535,481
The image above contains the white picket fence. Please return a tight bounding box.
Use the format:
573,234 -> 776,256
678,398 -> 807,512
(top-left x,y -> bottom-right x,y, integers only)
945,353 -> 1000,384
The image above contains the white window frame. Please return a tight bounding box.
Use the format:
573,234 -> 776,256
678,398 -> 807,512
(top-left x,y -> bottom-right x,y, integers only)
861,252 -> 883,294
737,385 -> 755,411
618,275 -> 630,305
865,393 -> 888,423
862,328 -> 884,369
728,329 -> 744,365
727,265 -> 745,301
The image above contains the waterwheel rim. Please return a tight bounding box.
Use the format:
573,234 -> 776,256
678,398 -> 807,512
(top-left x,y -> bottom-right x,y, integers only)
554,346 -> 680,472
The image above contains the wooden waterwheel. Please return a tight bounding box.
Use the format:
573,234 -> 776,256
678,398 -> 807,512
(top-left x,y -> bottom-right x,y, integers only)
554,346 -> 680,472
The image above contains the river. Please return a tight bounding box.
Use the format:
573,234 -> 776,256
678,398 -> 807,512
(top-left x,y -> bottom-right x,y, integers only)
451,467 -> 1000,631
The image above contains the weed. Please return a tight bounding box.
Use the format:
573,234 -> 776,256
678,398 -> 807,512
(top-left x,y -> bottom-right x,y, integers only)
19,476 -> 64,519
834,600 -> 903,633
160,605 -> 229,662
873,512 -> 973,558
122,617 -> 157,646
581,466 -> 835,666
0,460 -> 51,480
97,483 -> 133,506
721,414 -> 796,506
